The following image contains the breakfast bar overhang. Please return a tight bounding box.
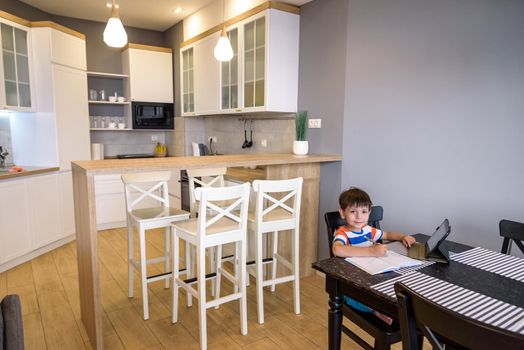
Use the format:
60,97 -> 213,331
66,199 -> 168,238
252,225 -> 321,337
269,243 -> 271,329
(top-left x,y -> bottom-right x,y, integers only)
72,153 -> 341,349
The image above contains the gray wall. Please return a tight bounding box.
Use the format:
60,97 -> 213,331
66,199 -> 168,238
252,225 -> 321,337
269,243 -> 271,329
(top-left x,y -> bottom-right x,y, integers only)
0,0 -> 50,20
342,0 -> 524,254
298,0 -> 348,259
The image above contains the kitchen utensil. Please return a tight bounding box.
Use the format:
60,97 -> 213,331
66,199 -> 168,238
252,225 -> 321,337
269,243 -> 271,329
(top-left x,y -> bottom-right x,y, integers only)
108,96 -> 117,102
89,89 -> 98,100
99,90 -> 106,101
118,122 -> 126,129
108,122 -> 116,128
246,120 -> 253,148
91,143 -> 104,160
242,120 -> 249,148
117,96 -> 125,102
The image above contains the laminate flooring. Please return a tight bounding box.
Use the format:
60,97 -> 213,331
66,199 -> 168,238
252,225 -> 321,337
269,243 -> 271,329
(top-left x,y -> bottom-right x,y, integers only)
0,227 -> 408,350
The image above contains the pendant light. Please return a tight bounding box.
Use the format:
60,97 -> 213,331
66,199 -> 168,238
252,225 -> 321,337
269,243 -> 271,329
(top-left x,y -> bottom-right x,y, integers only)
214,0 -> 233,61
103,0 -> 128,48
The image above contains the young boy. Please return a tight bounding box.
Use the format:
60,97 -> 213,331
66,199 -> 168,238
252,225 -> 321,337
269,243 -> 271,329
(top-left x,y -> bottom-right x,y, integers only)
332,187 -> 416,324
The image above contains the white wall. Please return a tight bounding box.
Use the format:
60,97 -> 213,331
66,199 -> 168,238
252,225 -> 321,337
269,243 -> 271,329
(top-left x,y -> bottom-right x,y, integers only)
342,0 -> 524,255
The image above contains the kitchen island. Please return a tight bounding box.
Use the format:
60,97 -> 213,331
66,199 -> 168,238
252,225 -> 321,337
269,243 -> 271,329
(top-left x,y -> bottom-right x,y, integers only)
72,153 -> 341,349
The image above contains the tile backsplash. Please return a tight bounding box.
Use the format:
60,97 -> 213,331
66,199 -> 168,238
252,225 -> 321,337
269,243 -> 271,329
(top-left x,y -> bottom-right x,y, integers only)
90,130 -> 167,157
0,115 -> 14,166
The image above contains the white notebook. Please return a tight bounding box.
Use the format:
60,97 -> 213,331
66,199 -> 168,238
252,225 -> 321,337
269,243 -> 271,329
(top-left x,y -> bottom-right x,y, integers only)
345,251 -> 424,275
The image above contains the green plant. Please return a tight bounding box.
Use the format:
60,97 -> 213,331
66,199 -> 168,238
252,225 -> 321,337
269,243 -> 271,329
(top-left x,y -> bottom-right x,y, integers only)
295,111 -> 308,141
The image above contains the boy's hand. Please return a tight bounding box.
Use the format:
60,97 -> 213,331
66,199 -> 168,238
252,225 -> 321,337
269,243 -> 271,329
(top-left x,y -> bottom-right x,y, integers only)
371,244 -> 388,256
402,235 -> 416,248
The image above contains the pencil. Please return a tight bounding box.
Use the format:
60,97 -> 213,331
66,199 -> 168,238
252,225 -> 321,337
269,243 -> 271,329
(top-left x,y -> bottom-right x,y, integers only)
364,236 -> 378,246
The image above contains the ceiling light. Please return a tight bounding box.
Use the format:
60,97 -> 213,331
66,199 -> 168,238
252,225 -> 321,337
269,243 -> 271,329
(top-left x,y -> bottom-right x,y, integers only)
214,1 -> 233,62
174,7 -> 182,14
103,0 -> 128,48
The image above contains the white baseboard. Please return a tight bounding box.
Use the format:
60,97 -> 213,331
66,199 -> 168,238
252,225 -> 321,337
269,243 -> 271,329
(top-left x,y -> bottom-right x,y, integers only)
0,234 -> 76,273
97,221 -> 126,230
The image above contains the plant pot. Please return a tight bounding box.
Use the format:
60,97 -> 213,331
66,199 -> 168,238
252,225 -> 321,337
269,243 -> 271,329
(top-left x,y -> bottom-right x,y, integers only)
293,140 -> 309,155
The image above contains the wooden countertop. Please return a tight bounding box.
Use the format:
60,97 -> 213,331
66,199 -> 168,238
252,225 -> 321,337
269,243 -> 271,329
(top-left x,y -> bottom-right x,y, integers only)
72,153 -> 341,175
226,166 -> 267,182
0,166 -> 60,180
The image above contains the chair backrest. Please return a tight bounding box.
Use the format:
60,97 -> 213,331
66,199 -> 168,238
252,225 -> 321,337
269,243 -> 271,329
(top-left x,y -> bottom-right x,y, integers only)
187,168 -> 227,218
394,281 -> 524,350
251,177 -> 303,229
121,171 -> 171,212
324,206 -> 384,258
499,219 -> 524,255
194,182 -> 250,239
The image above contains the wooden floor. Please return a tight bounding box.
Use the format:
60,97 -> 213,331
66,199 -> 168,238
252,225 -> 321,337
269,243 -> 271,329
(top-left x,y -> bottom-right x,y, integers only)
0,227 -> 406,350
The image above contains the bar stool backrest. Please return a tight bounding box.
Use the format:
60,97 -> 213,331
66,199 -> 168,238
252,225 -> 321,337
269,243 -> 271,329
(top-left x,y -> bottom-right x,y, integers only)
187,168 -> 227,218
121,171 -> 171,212
252,177 -> 303,229
194,182 -> 250,239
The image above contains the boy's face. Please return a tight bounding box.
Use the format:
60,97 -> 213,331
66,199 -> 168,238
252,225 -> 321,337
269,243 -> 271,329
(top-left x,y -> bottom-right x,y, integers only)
339,205 -> 370,232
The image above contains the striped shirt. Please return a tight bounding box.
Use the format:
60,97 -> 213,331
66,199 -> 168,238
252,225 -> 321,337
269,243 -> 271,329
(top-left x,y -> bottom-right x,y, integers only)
333,225 -> 383,247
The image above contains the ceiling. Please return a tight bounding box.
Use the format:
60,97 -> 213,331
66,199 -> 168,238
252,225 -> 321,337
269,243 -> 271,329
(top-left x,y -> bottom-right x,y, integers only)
19,0 -> 312,32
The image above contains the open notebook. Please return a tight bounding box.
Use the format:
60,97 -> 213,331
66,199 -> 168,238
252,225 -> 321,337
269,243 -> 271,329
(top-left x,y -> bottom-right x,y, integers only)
345,251 -> 424,275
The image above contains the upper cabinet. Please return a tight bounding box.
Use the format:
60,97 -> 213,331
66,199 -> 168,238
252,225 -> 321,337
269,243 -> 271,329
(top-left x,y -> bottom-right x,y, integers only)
180,7 -> 300,116
122,44 -> 173,103
0,18 -> 33,111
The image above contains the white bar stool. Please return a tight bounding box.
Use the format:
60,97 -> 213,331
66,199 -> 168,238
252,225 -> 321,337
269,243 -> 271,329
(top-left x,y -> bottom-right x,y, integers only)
172,183 -> 250,350
121,171 -> 189,320
249,177 -> 303,324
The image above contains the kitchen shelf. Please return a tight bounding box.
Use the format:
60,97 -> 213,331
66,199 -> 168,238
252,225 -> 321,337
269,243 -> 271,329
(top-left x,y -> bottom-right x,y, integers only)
90,128 -> 132,131
87,71 -> 128,79
88,100 -> 130,105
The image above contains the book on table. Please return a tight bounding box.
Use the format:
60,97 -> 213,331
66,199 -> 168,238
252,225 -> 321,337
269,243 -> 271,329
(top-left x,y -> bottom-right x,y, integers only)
344,251 -> 424,275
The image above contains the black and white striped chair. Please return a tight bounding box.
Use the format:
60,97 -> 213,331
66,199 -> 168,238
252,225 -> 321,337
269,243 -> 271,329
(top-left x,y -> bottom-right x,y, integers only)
394,281 -> 524,350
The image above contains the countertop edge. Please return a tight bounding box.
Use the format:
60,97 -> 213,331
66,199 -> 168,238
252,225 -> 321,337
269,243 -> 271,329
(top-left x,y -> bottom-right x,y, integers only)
0,166 -> 60,180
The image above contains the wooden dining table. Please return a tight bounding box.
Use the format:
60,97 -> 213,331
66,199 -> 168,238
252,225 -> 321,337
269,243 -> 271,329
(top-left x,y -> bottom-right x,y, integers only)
313,234 -> 524,349
72,153 -> 341,349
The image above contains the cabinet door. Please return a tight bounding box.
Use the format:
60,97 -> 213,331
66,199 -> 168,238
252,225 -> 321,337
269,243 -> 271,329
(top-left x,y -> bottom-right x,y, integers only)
193,33 -> 219,115
27,173 -> 62,248
0,179 -> 31,264
59,171 -> 75,237
0,21 -> 33,111
53,64 -> 90,170
128,49 -> 173,103
50,29 -> 87,70
243,15 -> 266,110
181,47 -> 194,115
220,28 -> 240,112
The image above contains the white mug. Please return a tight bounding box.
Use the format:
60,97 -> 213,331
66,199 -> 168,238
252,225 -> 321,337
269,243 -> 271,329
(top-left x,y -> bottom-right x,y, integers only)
108,96 -> 117,102
117,96 -> 125,102
108,122 -> 116,128
118,122 -> 125,129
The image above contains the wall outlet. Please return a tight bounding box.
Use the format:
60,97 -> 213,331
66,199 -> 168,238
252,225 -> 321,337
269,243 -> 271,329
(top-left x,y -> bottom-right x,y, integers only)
151,135 -> 158,142
208,136 -> 217,143
309,118 -> 322,128
260,139 -> 268,148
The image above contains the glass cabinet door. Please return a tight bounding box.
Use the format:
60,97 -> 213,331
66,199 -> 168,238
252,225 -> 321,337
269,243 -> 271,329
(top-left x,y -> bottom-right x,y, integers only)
181,48 -> 194,113
1,23 -> 31,109
243,16 -> 265,108
220,28 -> 238,110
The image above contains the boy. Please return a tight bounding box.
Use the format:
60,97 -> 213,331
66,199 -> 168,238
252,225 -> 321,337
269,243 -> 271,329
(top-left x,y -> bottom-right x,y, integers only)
332,187 -> 416,324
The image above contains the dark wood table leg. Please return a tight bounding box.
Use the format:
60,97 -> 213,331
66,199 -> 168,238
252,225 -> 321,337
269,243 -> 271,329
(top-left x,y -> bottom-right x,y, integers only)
328,292 -> 343,349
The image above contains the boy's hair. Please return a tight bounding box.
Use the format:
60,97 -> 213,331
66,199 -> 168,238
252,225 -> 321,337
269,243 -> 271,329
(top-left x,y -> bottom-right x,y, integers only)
339,187 -> 372,210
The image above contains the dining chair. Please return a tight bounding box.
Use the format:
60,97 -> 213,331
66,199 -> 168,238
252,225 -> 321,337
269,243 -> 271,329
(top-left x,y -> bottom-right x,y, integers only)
172,182 -> 250,350
394,281 -> 524,350
245,177 -> 303,324
121,171 -> 190,320
499,219 -> 524,255
324,206 -> 402,350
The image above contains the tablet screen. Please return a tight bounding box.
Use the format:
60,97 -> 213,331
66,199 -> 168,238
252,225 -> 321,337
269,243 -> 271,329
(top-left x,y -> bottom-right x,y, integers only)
426,219 -> 450,253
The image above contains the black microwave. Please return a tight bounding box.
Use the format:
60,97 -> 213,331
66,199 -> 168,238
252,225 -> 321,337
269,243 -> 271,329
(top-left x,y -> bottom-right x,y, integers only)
132,102 -> 174,130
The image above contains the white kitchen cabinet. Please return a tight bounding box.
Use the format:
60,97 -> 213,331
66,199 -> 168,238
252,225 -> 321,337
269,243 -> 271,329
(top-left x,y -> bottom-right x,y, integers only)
0,18 -> 34,111
49,28 -> 86,70
181,8 -> 299,116
0,179 -> 31,264
58,171 -> 75,237
26,173 -> 61,248
122,45 -> 173,103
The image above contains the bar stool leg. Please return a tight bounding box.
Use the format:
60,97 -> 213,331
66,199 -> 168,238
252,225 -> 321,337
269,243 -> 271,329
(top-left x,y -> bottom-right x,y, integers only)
240,238 -> 248,335
139,227 -> 149,320
127,222 -> 134,298
172,229 -> 179,323
256,229 -> 265,324
234,242 -> 239,294
164,226 -> 170,289
185,241 -> 192,307
209,247 -> 216,297
197,245 -> 207,350
292,227 -> 300,314
214,244 -> 222,309
270,231 -> 279,292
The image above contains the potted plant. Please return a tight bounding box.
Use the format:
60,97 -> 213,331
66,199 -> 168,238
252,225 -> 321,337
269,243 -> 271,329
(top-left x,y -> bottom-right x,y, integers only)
293,110 -> 309,155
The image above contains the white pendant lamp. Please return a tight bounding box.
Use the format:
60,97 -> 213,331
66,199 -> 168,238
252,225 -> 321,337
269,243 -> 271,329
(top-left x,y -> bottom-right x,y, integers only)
103,1 -> 128,48
214,0 -> 233,62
